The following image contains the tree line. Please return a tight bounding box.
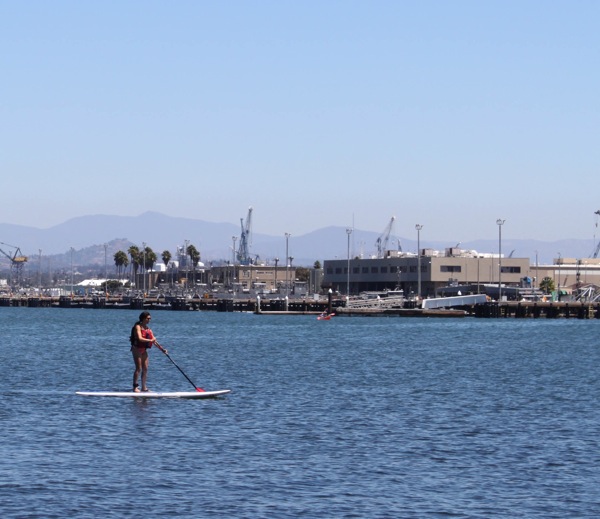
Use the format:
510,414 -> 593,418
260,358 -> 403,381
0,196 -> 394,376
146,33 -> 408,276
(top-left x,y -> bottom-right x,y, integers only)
112,244 -> 201,280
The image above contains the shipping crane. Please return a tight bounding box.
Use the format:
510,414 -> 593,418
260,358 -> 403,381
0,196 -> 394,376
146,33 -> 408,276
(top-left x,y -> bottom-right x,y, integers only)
0,241 -> 28,286
237,206 -> 253,265
375,216 -> 395,259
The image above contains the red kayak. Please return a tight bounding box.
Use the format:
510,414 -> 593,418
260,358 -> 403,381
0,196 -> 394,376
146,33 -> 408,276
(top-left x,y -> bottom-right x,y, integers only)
317,313 -> 334,321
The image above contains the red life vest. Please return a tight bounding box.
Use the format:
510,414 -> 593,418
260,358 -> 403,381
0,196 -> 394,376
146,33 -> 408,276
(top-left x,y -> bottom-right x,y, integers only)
131,324 -> 153,348
140,328 -> 154,348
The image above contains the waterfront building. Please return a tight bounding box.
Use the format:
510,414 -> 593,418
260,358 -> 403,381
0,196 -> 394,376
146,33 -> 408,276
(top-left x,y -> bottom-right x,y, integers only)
532,257 -> 600,299
322,248 -> 531,299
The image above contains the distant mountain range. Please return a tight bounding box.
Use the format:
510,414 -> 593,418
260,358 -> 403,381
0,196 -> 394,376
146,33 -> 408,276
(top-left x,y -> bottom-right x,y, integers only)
0,211 -> 597,268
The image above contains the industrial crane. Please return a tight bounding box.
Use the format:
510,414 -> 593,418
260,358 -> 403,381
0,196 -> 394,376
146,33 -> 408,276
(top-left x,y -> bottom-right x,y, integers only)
375,216 -> 396,259
0,241 -> 28,286
237,206 -> 253,265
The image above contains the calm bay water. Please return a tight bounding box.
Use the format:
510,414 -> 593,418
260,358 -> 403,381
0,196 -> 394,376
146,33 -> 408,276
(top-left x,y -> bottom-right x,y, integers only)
1,307 -> 600,518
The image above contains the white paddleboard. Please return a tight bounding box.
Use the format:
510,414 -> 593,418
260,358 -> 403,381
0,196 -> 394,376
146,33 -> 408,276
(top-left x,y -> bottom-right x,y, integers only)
76,389 -> 231,399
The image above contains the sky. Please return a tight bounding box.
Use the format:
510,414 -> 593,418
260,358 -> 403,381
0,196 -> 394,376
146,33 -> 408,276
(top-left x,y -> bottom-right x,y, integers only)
2,1 -> 599,244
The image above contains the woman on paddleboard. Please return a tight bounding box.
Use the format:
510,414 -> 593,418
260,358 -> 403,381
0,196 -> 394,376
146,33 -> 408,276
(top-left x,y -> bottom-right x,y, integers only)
130,311 -> 166,392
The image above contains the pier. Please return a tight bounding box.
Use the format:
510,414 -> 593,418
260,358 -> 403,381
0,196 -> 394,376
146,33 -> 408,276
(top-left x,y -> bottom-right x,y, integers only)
473,300 -> 600,319
335,301 -> 600,319
1,295 -> 599,319
0,295 -> 335,314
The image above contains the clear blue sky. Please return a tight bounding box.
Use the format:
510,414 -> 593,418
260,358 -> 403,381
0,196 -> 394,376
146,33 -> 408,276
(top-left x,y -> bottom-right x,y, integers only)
2,1 -> 599,242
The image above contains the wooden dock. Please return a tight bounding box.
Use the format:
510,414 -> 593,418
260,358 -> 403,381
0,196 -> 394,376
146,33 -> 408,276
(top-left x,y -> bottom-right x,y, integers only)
1,295 -> 598,319
334,307 -> 468,318
0,295 -> 335,314
474,300 -> 600,319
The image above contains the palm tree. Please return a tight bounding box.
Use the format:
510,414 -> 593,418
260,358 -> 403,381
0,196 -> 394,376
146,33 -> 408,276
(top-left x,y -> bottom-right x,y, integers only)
128,245 -> 140,286
113,250 -> 129,281
140,246 -> 157,291
186,244 -> 201,284
142,246 -> 157,272
539,276 -> 555,294
162,250 -> 172,286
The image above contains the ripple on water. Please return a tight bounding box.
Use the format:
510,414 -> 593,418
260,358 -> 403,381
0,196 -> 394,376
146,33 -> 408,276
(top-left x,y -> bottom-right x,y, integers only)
1,310 -> 600,517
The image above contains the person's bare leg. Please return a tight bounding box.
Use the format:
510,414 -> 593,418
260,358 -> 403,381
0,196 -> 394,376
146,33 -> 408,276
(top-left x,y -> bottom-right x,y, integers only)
132,351 -> 143,391
141,354 -> 150,391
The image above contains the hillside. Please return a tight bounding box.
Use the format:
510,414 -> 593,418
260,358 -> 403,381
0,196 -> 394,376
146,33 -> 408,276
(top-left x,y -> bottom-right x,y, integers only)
0,212 -> 596,269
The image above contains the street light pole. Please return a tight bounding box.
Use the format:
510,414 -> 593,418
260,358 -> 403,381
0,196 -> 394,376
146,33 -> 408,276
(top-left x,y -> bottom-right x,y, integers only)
38,249 -> 42,294
346,228 -> 352,296
142,242 -> 146,296
535,250 -> 538,292
231,236 -> 237,292
415,224 -> 423,298
70,247 -> 74,297
184,239 -> 189,290
477,254 -> 480,294
285,233 -> 291,297
496,219 -> 505,301
104,243 -> 108,297
557,252 -> 561,301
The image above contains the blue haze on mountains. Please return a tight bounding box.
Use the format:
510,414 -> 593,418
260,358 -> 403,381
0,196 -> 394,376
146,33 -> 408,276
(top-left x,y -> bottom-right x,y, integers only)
0,212 -> 594,266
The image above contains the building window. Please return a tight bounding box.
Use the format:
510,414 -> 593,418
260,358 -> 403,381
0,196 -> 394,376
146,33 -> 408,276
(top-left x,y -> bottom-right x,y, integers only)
335,267 -> 342,274
381,266 -> 388,274
353,267 -> 360,274
441,265 -> 462,273
371,267 -> 379,274
326,268 -> 333,274
362,267 -> 368,274
501,266 -> 521,273
390,266 -> 398,273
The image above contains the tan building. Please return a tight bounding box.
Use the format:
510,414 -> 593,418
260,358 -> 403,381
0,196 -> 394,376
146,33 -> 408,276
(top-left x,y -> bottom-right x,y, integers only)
323,248 -> 531,298
532,257 -> 600,297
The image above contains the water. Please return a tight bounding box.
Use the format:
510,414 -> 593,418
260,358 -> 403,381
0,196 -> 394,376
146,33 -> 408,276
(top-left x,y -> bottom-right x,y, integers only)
1,308 -> 600,518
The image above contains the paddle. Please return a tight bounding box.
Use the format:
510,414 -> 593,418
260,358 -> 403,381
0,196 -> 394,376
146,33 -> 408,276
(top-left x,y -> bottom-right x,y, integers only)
156,342 -> 205,392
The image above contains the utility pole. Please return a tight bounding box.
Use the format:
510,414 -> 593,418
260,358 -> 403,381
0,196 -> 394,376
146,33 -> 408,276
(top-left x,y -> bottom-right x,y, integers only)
285,233 -> 291,297
496,219 -> 505,301
415,224 -> 423,298
346,228 -> 352,297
